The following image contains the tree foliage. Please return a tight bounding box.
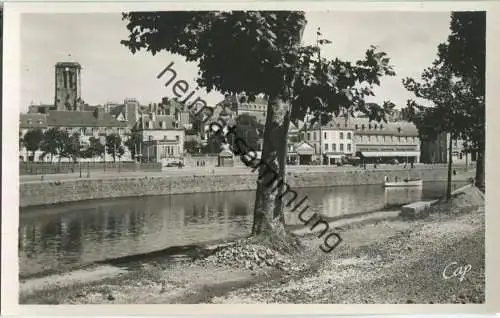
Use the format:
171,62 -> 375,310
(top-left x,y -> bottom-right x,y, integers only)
439,11 -> 485,151
121,11 -> 396,242
106,133 -> 125,162
121,11 -> 395,124
403,62 -> 474,141
22,129 -> 44,159
403,12 -> 485,189
231,114 -> 264,150
40,128 -> 70,161
87,136 -> 105,159
65,132 -> 83,162
184,139 -> 203,154
124,129 -> 142,160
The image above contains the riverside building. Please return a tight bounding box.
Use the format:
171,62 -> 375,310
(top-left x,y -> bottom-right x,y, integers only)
306,118 -> 356,165
134,112 -> 185,163
305,116 -> 420,165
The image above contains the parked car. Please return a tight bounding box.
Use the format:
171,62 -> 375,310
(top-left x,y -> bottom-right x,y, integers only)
342,155 -> 361,166
163,158 -> 184,167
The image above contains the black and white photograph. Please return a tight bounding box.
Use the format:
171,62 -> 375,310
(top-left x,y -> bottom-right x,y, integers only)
2,1 -> 496,313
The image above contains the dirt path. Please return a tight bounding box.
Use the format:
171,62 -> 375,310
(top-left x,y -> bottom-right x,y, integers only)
212,208 -> 484,304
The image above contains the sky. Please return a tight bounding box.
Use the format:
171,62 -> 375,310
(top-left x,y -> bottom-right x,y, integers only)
20,11 -> 452,113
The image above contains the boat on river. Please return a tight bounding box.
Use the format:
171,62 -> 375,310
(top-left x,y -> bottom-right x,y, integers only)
384,176 -> 423,188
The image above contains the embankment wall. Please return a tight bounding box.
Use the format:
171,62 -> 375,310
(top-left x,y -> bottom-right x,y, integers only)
20,167 -> 468,208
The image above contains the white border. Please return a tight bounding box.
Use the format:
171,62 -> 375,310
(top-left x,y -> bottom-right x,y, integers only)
3,1 -> 500,315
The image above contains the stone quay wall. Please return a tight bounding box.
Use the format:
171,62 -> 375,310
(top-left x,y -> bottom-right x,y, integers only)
20,167 -> 467,208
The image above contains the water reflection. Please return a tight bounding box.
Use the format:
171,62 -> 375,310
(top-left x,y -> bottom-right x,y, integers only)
19,181 -> 463,277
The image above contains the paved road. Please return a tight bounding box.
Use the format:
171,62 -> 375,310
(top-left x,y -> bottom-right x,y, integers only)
20,163 -> 471,184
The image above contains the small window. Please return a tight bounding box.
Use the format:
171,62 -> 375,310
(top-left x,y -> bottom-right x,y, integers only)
324,143 -> 328,151
347,132 -> 351,139
332,144 -> 336,151
176,135 -> 180,142
307,133 -> 311,140
340,144 -> 344,151
340,132 -> 344,139
324,132 -> 327,139
347,144 -> 351,151
148,135 -> 153,141
380,124 -> 384,129
355,124 -> 358,130
163,135 -> 168,141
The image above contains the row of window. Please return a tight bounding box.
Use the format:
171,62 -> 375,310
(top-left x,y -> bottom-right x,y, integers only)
159,145 -> 179,158
324,143 -> 351,152
147,135 -> 180,142
355,135 -> 418,144
354,123 -> 384,130
71,127 -> 126,136
239,105 -> 266,111
307,131 -> 352,141
25,119 -> 44,126
146,121 -> 180,129
22,127 -> 128,136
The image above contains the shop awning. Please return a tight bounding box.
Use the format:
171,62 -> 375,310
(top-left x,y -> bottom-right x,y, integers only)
360,151 -> 420,157
297,150 -> 314,155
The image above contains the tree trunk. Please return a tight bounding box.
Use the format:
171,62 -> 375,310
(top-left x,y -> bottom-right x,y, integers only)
446,135 -> 453,201
251,93 -> 291,243
475,142 -> 485,192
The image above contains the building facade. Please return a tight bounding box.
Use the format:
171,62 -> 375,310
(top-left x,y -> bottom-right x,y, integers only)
420,132 -> 475,165
352,117 -> 420,164
217,94 -> 267,125
306,119 -> 355,164
19,109 -> 130,162
302,116 -> 420,164
135,113 -> 185,163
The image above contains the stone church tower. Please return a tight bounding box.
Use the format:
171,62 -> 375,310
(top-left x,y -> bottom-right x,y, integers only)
54,62 -> 82,111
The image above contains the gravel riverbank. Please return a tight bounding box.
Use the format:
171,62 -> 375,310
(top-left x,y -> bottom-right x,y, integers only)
20,186 -> 484,304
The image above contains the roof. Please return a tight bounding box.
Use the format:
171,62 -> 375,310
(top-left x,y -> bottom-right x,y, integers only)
83,105 -> 99,112
291,141 -> 315,155
20,113 -> 48,129
46,110 -> 128,128
137,114 -> 183,130
109,104 -> 126,117
310,116 -> 419,137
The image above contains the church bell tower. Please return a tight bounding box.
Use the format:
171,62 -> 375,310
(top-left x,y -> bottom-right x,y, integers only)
54,62 -> 82,111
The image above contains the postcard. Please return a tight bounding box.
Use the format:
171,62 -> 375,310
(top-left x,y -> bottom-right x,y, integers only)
2,0 -> 499,315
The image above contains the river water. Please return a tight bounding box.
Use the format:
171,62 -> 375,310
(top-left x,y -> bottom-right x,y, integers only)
19,181 -> 465,277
